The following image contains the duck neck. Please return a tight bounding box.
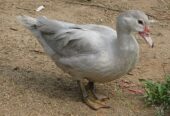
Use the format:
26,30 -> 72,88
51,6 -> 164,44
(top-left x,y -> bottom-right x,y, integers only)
116,24 -> 138,52
116,26 -> 132,47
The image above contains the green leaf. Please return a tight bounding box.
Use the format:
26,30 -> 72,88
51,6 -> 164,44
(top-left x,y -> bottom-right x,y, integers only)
141,74 -> 170,114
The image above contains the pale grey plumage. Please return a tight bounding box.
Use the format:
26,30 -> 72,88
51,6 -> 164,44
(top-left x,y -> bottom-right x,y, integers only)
17,10 -> 151,82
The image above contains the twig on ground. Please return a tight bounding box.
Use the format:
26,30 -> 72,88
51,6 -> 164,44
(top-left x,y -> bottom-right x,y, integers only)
66,1 -> 158,20
10,27 -> 18,31
65,1 -> 123,12
145,12 -> 158,20
162,63 -> 167,76
16,6 -> 31,11
29,49 -> 44,54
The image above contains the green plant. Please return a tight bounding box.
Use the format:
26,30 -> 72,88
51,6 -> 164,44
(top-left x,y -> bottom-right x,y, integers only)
140,75 -> 170,116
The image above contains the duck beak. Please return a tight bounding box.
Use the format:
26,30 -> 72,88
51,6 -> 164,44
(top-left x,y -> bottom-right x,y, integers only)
139,26 -> 154,48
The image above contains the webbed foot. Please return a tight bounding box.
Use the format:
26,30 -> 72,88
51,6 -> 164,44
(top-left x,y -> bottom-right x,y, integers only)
77,81 -> 110,110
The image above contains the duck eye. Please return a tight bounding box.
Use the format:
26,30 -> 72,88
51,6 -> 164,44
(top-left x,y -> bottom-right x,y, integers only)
138,20 -> 144,25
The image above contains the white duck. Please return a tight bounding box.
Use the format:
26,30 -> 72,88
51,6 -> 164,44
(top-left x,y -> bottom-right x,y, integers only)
17,10 -> 153,110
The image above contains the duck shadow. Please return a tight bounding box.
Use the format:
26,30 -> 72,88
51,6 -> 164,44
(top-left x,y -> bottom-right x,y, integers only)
1,65 -> 81,102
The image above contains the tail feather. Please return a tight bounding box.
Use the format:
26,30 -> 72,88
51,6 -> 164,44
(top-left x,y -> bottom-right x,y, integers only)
17,15 -> 38,29
17,15 -> 56,56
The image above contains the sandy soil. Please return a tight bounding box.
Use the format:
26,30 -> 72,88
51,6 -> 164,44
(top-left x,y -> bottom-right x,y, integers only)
0,0 -> 170,115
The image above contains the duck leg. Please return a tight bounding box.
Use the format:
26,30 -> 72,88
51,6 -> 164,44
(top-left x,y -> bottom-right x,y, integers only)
86,81 -> 109,101
77,80 -> 110,110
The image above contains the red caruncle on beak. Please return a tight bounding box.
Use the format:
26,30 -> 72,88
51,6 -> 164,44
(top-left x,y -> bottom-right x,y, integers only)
138,26 -> 154,48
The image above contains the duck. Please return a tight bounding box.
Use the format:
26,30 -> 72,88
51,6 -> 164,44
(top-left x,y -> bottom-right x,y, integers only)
17,10 -> 154,110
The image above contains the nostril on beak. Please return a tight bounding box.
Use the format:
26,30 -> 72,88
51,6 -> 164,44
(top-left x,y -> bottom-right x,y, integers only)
151,43 -> 154,48
144,26 -> 150,33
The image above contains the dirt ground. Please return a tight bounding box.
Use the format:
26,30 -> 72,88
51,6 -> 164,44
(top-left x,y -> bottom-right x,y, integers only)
0,0 -> 170,116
